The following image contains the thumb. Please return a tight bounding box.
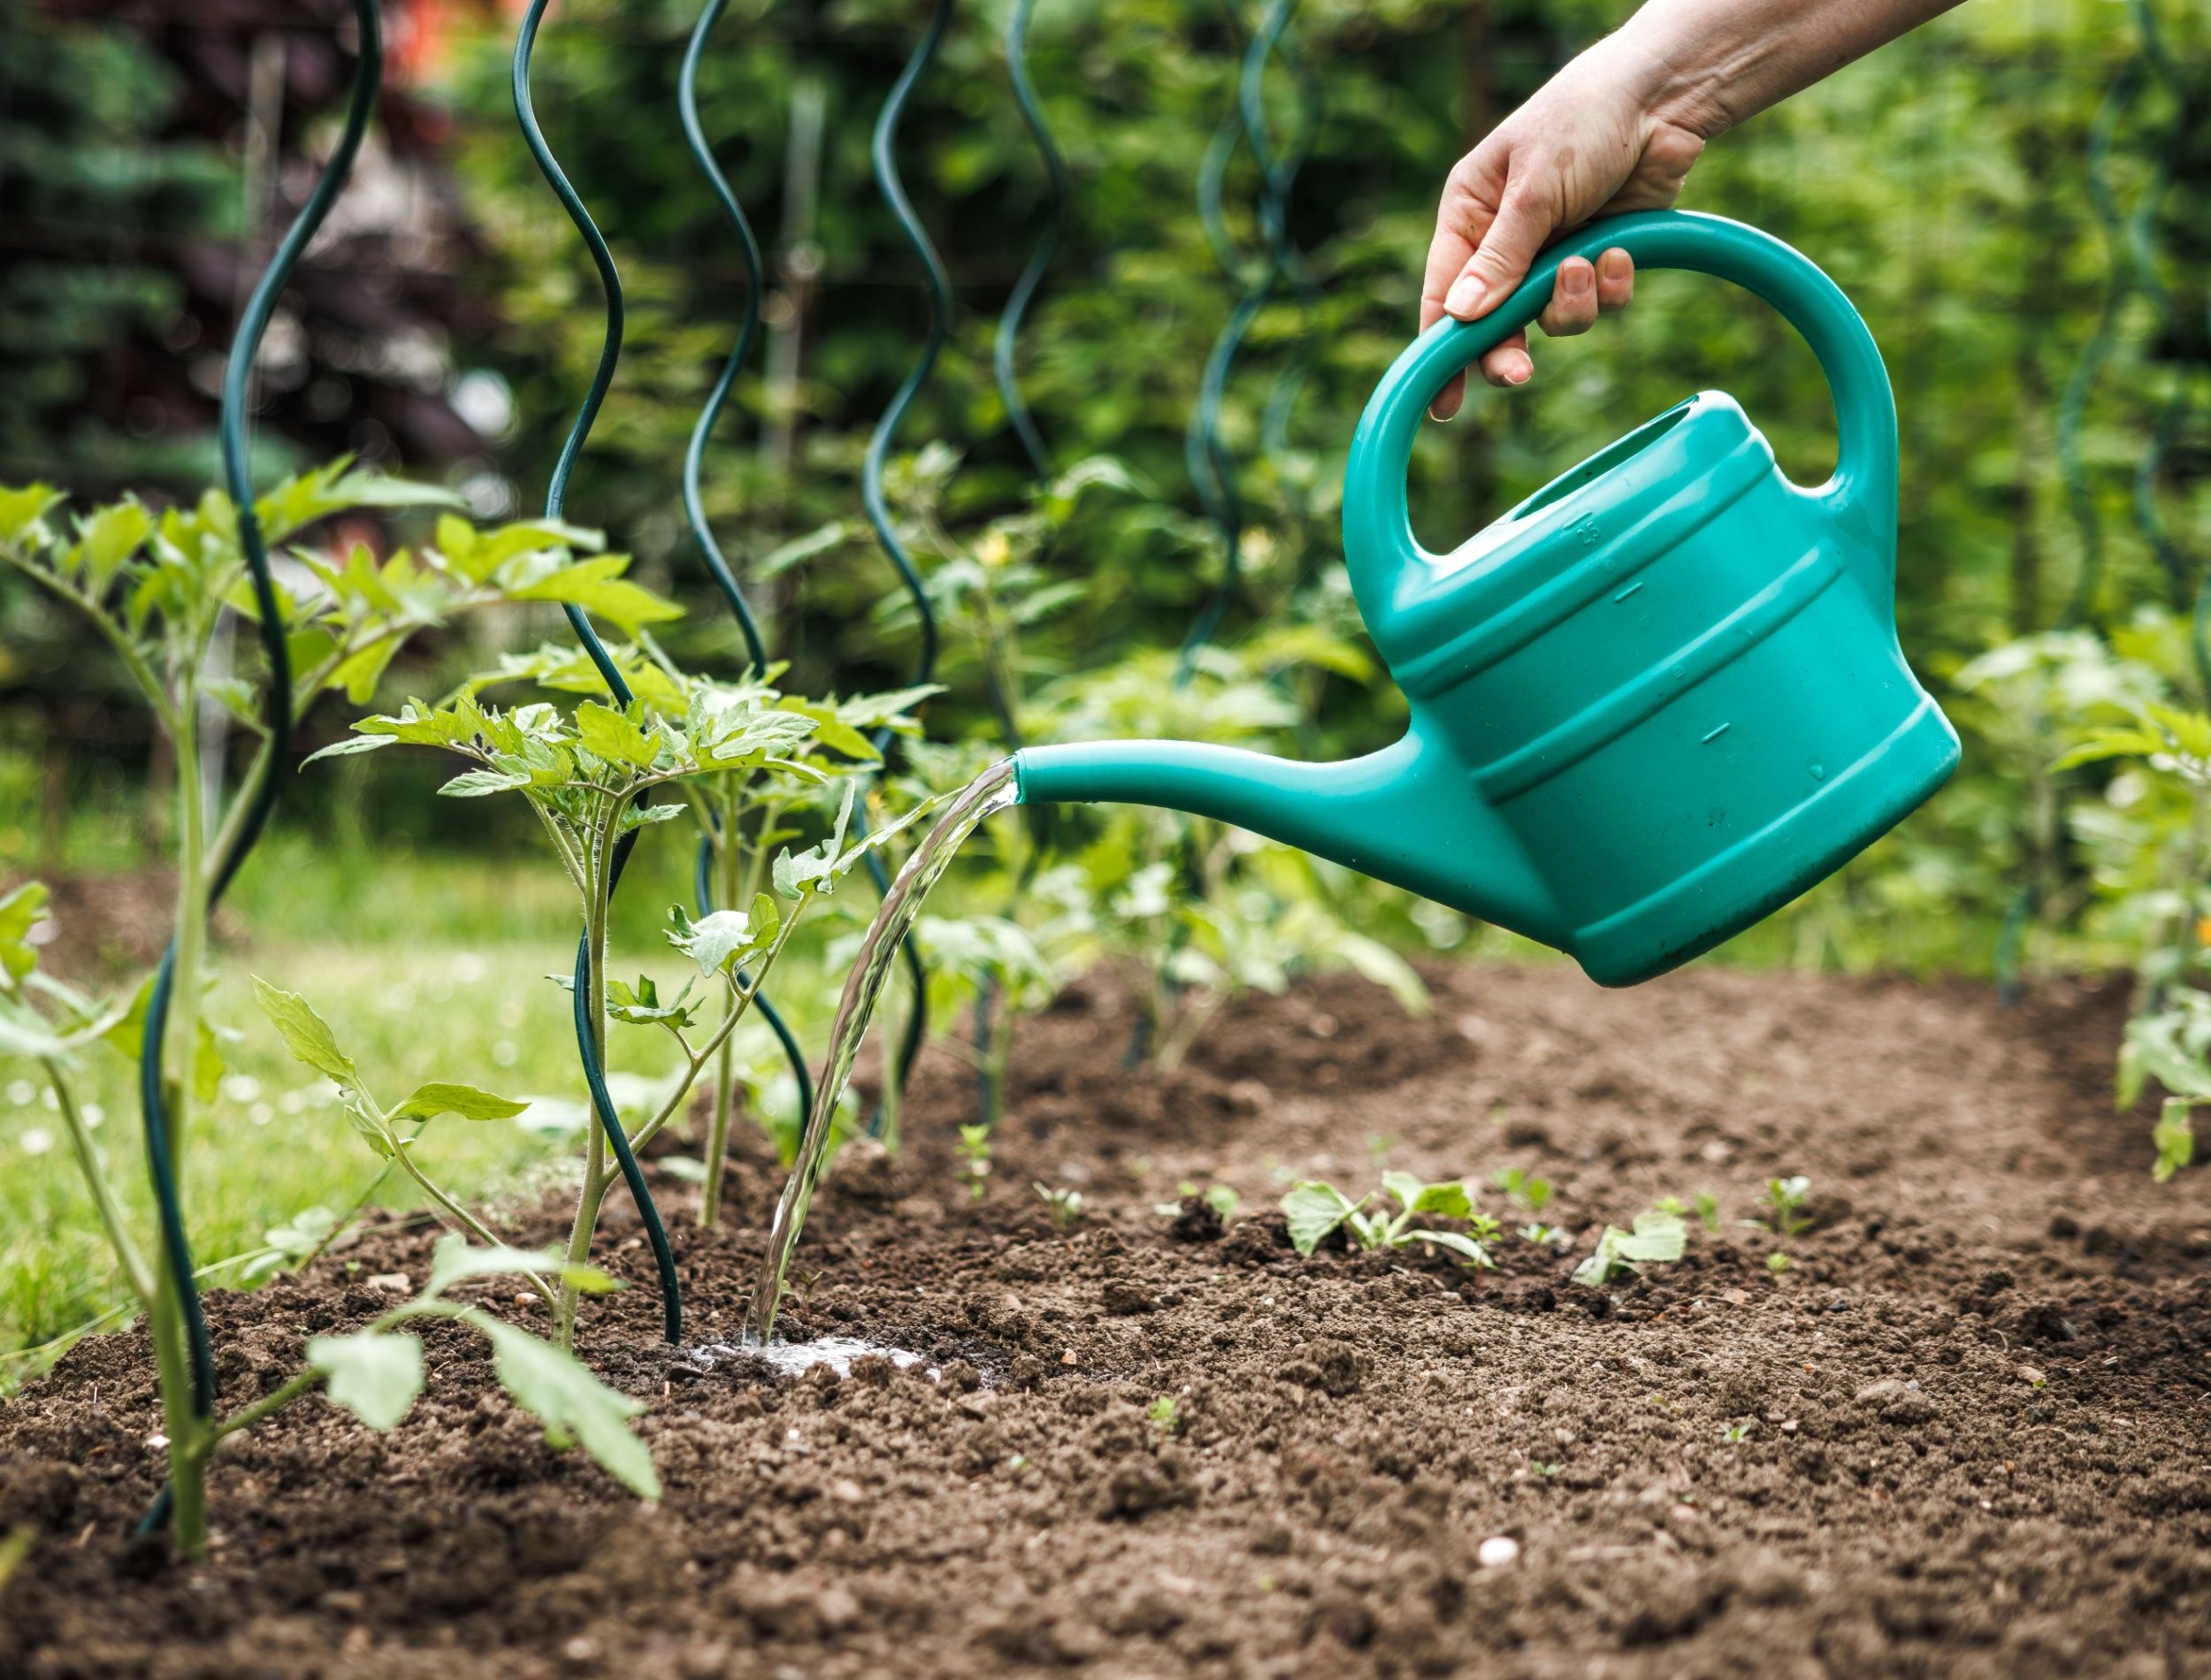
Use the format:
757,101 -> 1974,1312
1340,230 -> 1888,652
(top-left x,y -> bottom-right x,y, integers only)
1440,181 -> 1555,323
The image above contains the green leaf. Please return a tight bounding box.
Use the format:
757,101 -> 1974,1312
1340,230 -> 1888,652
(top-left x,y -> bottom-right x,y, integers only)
1614,1209 -> 1688,1264
470,1313 -> 661,1498
1404,1228 -> 1494,1268
308,1331 -> 425,1430
667,899 -> 778,975
71,500 -> 154,592
2154,1098 -> 2196,1184
105,976 -> 225,1105
391,1082 -> 529,1123
507,555 -> 682,635
0,882 -> 48,981
250,978 -> 359,1087
424,1233 -> 615,1297
439,768 -> 532,798
1381,1172 -> 1471,1219
300,735 -> 396,767
776,699 -> 877,761
604,974 -> 698,1027
325,635 -> 403,706
1281,1180 -> 1363,1256
0,483 -> 65,545
576,700 -> 659,769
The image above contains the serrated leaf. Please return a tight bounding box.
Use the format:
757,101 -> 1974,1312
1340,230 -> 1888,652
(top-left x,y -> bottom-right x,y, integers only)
392,1082 -> 529,1123
471,1313 -> 660,1497
301,735 -> 396,767
605,974 -> 697,1027
309,1331 -> 425,1430
576,700 -> 659,769
667,902 -> 776,975
1281,1181 -> 1363,1256
508,555 -> 682,635
439,768 -> 532,798
250,978 -> 359,1086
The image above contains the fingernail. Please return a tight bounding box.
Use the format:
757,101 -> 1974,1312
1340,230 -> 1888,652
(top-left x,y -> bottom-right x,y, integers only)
1562,262 -> 1593,298
1444,275 -> 1485,317
1427,399 -> 1453,422
1504,363 -> 1531,387
1601,249 -> 1632,283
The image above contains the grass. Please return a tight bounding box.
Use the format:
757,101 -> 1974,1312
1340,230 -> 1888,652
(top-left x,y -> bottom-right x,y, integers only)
0,827 -> 856,1380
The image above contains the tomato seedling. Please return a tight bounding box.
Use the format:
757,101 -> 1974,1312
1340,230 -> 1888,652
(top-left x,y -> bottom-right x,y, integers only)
1281,1173 -> 1500,1269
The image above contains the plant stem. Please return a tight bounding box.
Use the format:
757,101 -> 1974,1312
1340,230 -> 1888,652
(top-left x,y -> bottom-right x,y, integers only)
150,690 -> 214,1554
554,806 -> 616,1351
44,1056 -> 155,1305
700,795 -> 745,1228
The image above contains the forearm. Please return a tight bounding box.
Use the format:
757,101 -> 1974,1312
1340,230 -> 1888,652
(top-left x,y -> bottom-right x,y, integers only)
1600,0 -> 1965,139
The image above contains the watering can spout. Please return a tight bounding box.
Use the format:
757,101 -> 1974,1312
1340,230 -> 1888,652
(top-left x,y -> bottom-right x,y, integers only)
1011,735 -> 1568,947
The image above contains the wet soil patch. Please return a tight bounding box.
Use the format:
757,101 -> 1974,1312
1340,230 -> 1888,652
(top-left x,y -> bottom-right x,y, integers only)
4,964 -> 2209,1677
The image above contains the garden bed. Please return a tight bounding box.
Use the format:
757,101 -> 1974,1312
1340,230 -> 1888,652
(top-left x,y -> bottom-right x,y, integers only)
4,961 -> 2209,1677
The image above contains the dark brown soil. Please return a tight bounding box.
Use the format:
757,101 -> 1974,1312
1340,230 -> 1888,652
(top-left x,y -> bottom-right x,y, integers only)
4,963 -> 2210,1679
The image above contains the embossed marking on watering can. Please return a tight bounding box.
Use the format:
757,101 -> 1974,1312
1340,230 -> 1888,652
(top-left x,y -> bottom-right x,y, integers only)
1472,540 -> 1844,805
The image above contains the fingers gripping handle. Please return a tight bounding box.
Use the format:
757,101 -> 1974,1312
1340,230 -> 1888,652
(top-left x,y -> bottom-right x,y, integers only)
1343,210 -> 1899,617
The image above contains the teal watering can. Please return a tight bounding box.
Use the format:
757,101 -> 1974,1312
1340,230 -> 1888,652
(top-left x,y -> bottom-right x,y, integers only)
1011,210 -> 1960,986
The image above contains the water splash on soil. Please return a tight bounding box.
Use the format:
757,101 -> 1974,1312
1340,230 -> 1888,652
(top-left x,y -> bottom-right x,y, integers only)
745,760 -> 1020,1343
686,1336 -> 934,1380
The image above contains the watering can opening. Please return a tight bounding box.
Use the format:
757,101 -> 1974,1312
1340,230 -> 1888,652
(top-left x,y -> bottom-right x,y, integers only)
1501,397 -> 1695,526
1012,210 -> 1960,989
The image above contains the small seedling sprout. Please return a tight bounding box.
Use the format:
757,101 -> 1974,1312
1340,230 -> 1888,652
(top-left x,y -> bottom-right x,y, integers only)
1281,1172 -> 1499,1269
957,1123 -> 993,1202
1767,1252 -> 1794,1275
1571,1206 -> 1688,1287
1035,1181 -> 1085,1232
1147,1394 -> 1180,1435
1761,1175 -> 1814,1238
1493,1166 -> 1552,1215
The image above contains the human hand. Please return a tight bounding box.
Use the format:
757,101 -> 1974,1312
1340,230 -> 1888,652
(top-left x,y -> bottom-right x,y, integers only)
1421,45 -> 1708,420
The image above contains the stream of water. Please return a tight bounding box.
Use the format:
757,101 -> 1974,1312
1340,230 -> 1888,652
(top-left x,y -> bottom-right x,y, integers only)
744,759 -> 1020,1343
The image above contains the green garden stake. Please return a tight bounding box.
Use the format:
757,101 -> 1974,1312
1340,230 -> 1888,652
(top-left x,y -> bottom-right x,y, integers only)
1013,210 -> 1960,986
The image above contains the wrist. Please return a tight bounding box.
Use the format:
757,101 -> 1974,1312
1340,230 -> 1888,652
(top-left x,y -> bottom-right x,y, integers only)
1595,7 -> 1745,142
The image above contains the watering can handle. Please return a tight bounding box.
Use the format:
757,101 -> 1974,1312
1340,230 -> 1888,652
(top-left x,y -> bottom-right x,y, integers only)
1343,210 -> 1898,606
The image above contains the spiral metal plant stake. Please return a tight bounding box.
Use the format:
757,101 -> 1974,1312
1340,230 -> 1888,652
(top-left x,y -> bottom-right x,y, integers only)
993,0 -> 1068,487
514,0 -> 683,1343
964,0 -> 1071,1123
1179,0 -> 1306,677
1996,48 -> 2151,1002
853,0 -> 955,1133
139,0 -> 385,1538
678,0 -> 816,1161
1255,27 -> 1322,497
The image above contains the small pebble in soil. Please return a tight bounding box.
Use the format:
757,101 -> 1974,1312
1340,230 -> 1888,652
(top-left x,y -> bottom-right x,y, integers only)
1477,1536 -> 1521,1569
